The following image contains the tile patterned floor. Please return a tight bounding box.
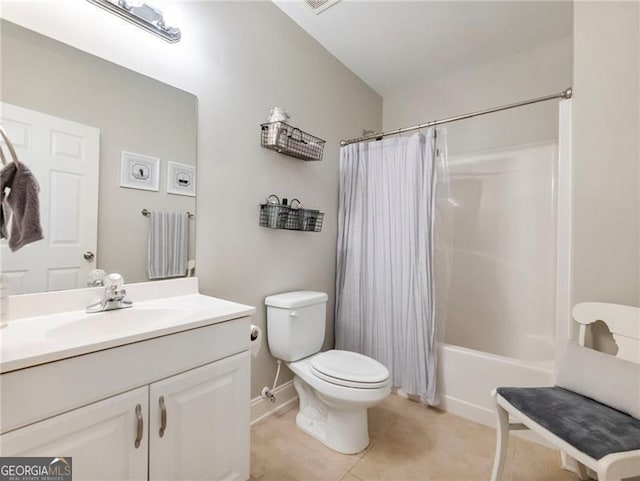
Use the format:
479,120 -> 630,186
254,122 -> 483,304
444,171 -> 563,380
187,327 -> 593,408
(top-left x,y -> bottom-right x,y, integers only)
250,394 -> 579,481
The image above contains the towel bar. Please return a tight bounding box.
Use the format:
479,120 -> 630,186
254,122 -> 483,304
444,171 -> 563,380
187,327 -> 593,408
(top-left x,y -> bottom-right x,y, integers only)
141,208 -> 194,219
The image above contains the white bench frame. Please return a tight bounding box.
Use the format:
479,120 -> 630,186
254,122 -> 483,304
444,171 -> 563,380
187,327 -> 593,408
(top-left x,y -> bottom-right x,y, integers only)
490,302 -> 640,481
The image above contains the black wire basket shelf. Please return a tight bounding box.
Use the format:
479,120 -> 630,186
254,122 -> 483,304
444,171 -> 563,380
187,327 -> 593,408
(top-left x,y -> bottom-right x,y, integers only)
259,201 -> 324,233
260,122 -> 325,161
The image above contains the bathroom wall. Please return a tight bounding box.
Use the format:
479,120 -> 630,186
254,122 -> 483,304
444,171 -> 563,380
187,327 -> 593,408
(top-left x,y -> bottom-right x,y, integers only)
382,37 -> 573,155
0,20 -> 197,285
572,1 -> 640,308
2,2 -> 382,398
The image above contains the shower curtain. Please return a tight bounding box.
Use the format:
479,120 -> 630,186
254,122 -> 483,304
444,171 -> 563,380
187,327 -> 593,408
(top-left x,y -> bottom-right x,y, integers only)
335,129 -> 449,405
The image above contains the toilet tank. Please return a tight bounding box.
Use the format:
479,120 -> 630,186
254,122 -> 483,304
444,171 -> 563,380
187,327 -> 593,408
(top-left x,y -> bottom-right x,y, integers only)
265,291 -> 328,362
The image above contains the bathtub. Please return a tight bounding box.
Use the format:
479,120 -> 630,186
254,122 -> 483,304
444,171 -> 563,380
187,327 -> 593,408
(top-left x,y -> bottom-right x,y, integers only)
437,342 -> 553,428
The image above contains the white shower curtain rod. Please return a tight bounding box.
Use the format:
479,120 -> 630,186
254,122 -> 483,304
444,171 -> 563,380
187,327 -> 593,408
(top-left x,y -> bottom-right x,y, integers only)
340,87 -> 573,146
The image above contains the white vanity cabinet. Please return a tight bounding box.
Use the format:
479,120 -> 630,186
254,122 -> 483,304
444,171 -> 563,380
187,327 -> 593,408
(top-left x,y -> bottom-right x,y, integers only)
0,387 -> 149,480
149,352 -> 249,481
0,311 -> 252,481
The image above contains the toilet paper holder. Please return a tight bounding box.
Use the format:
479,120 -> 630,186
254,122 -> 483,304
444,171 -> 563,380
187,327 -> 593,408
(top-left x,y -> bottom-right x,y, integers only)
249,324 -> 263,359
250,325 -> 260,341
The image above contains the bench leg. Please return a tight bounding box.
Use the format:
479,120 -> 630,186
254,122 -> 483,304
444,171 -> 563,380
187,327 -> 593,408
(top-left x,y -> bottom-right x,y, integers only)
575,460 -> 589,480
490,403 -> 510,481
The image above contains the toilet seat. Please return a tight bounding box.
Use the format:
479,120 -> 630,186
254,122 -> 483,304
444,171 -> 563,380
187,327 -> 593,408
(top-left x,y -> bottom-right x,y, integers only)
310,350 -> 389,389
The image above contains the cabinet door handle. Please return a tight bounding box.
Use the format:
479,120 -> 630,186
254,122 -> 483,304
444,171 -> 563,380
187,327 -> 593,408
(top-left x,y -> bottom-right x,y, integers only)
159,396 -> 167,438
134,404 -> 143,449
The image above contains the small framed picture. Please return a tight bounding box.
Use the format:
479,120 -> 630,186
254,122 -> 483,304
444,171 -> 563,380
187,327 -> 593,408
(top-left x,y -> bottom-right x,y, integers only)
120,151 -> 160,192
167,161 -> 196,197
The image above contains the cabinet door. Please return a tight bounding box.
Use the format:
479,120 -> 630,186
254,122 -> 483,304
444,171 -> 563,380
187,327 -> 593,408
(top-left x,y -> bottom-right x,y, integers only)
149,351 -> 250,481
0,387 -> 148,481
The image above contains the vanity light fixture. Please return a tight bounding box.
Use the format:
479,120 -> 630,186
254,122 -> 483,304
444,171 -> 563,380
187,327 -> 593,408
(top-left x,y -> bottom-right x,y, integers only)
86,0 -> 181,43
304,0 -> 342,15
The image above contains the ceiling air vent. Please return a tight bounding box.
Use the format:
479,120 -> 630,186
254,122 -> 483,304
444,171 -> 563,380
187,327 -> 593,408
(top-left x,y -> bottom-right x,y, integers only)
304,0 -> 342,15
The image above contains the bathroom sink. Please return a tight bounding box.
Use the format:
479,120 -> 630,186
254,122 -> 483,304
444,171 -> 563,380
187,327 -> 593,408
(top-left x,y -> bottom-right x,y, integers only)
0,283 -> 256,374
45,306 -> 189,341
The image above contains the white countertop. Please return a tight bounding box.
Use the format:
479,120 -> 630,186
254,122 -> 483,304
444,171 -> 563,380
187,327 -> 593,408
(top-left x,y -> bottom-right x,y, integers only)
0,279 -> 255,373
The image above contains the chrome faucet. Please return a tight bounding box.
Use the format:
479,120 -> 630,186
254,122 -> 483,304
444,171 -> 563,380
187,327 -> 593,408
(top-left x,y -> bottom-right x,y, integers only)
86,273 -> 133,313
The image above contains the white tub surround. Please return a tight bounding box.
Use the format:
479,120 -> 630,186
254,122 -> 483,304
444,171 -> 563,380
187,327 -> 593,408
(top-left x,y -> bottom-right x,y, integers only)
444,141 -> 557,361
0,278 -> 255,481
435,140 -> 560,444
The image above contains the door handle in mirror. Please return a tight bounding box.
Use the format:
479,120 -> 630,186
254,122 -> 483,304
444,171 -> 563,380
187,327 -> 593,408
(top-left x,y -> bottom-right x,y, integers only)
83,251 -> 95,261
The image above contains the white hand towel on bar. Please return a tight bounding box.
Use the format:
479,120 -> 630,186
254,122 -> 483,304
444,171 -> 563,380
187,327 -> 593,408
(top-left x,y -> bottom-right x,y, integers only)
147,211 -> 189,279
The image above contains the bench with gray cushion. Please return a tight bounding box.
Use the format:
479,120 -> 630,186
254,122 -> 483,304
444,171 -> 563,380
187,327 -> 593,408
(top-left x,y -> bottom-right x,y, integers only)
490,303 -> 640,481
497,387 -> 640,460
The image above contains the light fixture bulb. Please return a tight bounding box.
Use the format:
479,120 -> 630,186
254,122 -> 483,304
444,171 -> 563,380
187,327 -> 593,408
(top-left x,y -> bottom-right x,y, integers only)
159,5 -> 182,30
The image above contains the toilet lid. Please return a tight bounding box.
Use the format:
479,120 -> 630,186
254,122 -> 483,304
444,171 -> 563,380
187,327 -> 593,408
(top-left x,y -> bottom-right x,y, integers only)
310,350 -> 389,388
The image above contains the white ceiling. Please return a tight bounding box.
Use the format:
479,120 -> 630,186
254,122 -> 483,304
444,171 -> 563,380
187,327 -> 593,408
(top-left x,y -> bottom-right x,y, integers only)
273,0 -> 573,96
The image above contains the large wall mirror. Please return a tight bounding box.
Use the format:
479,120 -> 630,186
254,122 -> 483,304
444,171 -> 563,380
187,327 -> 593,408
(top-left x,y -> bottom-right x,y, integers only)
0,20 -> 197,295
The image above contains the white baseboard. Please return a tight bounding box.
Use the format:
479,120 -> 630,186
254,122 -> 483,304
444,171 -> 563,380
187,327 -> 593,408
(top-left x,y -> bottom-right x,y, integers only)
250,380 -> 298,425
439,394 -> 550,448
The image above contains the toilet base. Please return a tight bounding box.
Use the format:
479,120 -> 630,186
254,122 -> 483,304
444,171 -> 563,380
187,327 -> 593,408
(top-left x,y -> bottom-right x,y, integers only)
293,376 -> 370,454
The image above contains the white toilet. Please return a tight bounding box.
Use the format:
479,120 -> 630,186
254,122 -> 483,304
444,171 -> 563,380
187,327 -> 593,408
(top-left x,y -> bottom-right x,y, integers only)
265,291 -> 391,454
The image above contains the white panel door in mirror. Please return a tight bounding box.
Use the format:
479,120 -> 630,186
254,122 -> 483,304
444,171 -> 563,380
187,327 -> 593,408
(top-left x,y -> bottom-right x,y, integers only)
0,103 -> 99,295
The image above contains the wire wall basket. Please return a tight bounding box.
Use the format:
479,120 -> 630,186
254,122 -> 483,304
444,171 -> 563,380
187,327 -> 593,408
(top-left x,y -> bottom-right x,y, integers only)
259,197 -> 324,233
260,122 -> 325,161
